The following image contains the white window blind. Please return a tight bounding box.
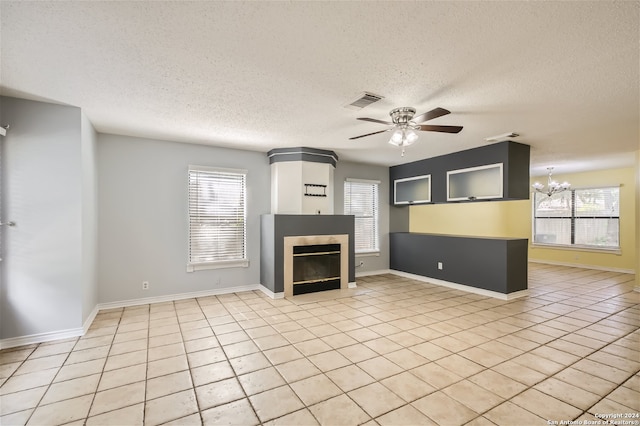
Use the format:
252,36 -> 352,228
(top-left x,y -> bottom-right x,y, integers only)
188,166 -> 248,270
533,186 -> 620,250
344,179 -> 379,253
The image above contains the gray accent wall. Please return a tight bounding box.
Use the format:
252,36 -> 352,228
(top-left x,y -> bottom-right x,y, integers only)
0,96 -> 95,339
97,134 -> 271,304
334,160 -> 390,273
390,232 -> 528,294
389,141 -> 531,203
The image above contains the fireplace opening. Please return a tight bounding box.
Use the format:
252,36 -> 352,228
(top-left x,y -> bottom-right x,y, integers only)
292,243 -> 341,295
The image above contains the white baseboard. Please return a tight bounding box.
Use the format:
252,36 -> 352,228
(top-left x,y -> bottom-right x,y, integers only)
528,259 -> 635,274
0,327 -> 85,350
348,281 -> 357,289
500,289 -> 530,300
389,270 -> 529,301
0,284 -> 283,350
258,286 -> 284,299
83,305 -> 99,335
97,284 -> 271,311
1,304 -> 101,350
356,269 -> 392,277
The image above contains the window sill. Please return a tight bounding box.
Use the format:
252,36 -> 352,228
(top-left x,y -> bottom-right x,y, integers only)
531,243 -> 621,255
356,251 -> 380,257
187,259 -> 249,272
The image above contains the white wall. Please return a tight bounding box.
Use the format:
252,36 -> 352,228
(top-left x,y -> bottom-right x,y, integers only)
97,134 -> 271,304
0,96 -> 87,340
334,160 -> 390,274
81,112 -> 98,323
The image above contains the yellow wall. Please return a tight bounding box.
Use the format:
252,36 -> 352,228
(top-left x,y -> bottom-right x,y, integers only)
409,166 -> 637,273
636,150 -> 639,287
410,200 -> 529,238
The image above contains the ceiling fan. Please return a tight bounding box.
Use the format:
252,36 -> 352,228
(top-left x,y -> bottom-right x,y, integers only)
349,107 -> 463,156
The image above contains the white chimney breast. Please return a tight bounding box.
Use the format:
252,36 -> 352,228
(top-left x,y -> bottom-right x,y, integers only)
268,147 -> 338,215
271,160 -> 334,214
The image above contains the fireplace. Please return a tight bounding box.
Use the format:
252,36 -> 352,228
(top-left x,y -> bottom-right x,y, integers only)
261,215 -> 354,298
284,235 -> 348,297
293,244 -> 341,294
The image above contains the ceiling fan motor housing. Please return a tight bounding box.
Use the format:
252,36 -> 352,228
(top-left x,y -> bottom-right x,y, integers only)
390,107 -> 416,124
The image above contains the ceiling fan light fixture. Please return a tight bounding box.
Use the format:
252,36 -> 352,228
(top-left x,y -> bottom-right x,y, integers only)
389,128 -> 404,145
406,129 -> 419,144
388,128 -> 418,147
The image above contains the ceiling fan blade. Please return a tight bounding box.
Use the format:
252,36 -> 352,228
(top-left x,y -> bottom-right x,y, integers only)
349,129 -> 390,140
417,124 -> 463,134
413,107 -> 451,123
357,117 -> 393,125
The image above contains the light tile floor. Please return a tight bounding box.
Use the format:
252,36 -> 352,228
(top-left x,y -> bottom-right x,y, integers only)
1,263 -> 638,426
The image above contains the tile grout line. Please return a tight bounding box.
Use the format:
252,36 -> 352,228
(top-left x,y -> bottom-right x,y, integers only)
142,303 -> 151,426
224,294 -> 322,425
83,308 -> 138,424
15,340 -> 77,425
191,295 -> 248,425
373,270 -> 638,423
1,266 -> 636,426
452,281 -> 640,423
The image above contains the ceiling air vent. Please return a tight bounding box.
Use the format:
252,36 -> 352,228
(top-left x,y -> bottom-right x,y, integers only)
344,92 -> 384,110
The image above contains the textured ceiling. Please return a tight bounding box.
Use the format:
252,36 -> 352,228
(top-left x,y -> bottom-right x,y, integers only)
1,1 -> 638,174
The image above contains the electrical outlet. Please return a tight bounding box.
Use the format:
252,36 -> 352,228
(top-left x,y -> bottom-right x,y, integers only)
437,262 -> 443,270
142,281 -> 149,290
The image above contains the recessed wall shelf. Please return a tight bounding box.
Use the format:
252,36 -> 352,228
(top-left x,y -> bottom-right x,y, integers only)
447,163 -> 503,201
394,174 -> 431,205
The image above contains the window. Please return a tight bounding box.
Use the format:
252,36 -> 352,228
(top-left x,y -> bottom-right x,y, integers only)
344,179 -> 379,254
533,186 -> 620,250
188,166 -> 248,271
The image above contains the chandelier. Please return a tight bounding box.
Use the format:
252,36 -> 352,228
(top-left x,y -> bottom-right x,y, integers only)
532,167 -> 570,196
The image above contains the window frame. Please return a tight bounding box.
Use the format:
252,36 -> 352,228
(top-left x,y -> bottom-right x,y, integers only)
344,178 -> 380,256
187,165 -> 249,272
531,185 -> 621,253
